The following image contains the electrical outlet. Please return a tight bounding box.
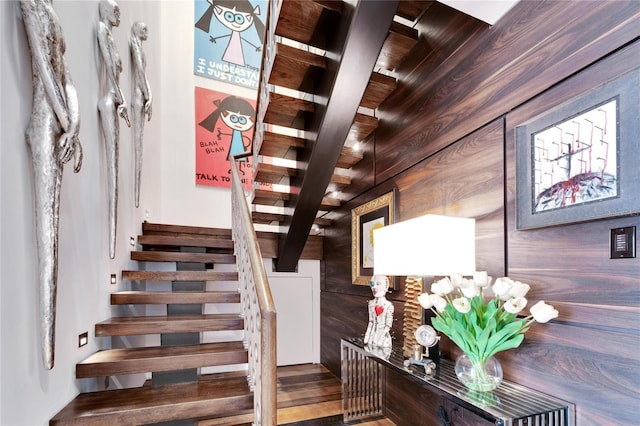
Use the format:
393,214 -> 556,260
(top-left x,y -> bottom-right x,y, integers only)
110,273 -> 117,285
130,236 -> 136,246
78,332 -> 88,348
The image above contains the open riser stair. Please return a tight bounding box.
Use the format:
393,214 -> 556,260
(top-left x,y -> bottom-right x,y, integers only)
51,222 -> 252,425
251,0 -> 424,239
50,222 -> 354,426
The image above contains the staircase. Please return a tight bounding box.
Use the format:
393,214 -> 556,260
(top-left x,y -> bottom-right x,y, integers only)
50,222 -> 256,425
251,0 -> 426,271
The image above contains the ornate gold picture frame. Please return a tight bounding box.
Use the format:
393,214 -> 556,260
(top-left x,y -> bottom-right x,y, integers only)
351,190 -> 396,286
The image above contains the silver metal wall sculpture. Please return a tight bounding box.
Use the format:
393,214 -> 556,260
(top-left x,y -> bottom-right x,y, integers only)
129,21 -> 152,208
20,0 -> 83,370
97,0 -> 129,259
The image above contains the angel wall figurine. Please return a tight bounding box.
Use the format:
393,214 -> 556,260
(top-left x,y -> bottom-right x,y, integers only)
97,0 -> 129,259
129,21 -> 152,208
20,0 -> 83,369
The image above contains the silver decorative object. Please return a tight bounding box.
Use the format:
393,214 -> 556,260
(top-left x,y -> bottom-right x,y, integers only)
20,0 -> 83,370
364,275 -> 394,350
129,21 -> 152,208
97,0 -> 129,259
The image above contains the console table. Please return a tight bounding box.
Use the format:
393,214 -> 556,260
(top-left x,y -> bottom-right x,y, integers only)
341,337 -> 574,425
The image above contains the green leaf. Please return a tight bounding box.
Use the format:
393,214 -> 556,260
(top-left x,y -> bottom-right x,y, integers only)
483,320 -> 526,358
451,320 -> 476,355
475,317 -> 496,357
484,333 -> 525,359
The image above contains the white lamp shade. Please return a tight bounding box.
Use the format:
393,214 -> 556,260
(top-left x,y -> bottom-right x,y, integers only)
373,214 -> 476,277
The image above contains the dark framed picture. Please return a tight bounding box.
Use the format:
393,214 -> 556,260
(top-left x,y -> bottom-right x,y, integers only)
515,69 -> 640,230
351,190 -> 397,286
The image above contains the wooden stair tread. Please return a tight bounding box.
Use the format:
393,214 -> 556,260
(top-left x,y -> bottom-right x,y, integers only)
251,211 -> 332,228
268,43 -> 392,111
313,216 -> 332,227
330,172 -> 351,186
122,270 -> 238,282
377,20 -> 420,71
320,196 -> 341,210
336,146 -> 364,169
254,162 -> 350,187
262,98 -> 377,144
138,234 -> 234,250
257,131 -> 307,157
396,0 -> 434,22
76,342 -> 247,378
348,112 -> 378,143
142,222 -> 232,238
274,0 -> 343,50
199,364 -> 343,426
361,72 -> 397,109
131,250 -> 236,264
263,92 -> 315,129
253,188 -> 291,202
269,43 -> 327,92
254,162 -> 297,184
50,377 -> 253,426
95,314 -> 244,336
111,291 -> 240,305
252,211 -> 286,224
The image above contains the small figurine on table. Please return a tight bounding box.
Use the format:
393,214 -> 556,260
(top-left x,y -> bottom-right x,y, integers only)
364,275 -> 394,351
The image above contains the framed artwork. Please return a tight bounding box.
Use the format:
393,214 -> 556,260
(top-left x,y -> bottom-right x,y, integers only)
193,0 -> 267,89
351,190 -> 396,286
195,86 -> 255,190
515,69 -> 640,230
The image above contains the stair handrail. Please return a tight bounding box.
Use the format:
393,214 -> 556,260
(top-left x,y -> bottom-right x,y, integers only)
230,159 -> 277,426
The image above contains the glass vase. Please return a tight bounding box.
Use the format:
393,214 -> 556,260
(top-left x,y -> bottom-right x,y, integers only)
454,354 -> 503,392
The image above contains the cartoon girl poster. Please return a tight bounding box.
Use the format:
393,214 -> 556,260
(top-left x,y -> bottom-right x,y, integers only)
194,0 -> 267,89
195,86 -> 255,189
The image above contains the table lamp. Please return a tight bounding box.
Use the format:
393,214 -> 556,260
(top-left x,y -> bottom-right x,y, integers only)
373,214 -> 476,371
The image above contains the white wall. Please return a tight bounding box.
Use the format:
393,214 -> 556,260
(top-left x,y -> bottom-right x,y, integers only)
1,2 -> 163,424
265,259 -> 321,366
1,2 -> 320,424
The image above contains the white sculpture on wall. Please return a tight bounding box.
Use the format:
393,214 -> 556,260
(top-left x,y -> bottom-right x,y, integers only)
129,21 -> 152,208
97,0 -> 129,259
19,0 -> 83,369
364,274 -> 394,351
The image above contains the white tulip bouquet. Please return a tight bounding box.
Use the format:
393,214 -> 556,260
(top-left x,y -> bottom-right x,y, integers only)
418,272 -> 559,367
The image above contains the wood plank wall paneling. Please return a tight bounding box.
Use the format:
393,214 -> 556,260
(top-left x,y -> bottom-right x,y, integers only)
503,43 -> 640,425
321,2 -> 640,425
394,119 -> 505,274
505,43 -> 640,320
375,1 -> 640,184
322,120 -> 504,378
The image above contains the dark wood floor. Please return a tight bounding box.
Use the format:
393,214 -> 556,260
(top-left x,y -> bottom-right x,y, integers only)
198,363 -> 395,426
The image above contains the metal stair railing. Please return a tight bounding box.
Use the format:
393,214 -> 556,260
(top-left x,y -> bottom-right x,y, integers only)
230,159 -> 277,426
